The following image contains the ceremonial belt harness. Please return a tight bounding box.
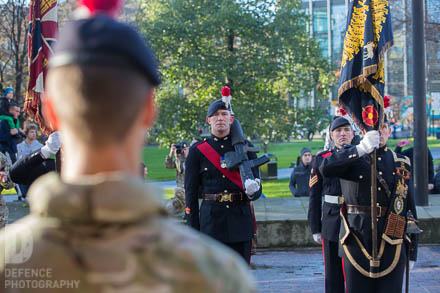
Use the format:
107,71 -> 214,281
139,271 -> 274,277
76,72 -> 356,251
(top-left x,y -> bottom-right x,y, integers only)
340,151 -> 411,278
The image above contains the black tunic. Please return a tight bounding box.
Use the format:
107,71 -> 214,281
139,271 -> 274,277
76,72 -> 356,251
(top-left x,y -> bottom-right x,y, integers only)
184,134 -> 261,243
308,149 -> 343,242
320,145 -> 418,277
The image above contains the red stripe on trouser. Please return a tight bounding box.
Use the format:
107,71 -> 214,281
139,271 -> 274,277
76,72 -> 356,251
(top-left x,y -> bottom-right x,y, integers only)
342,257 -> 347,292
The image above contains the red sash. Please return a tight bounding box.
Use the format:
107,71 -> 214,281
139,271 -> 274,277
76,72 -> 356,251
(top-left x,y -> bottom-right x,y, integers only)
197,142 -> 244,191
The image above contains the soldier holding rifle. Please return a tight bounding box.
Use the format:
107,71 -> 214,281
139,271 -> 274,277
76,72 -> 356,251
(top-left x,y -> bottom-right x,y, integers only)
185,87 -> 264,264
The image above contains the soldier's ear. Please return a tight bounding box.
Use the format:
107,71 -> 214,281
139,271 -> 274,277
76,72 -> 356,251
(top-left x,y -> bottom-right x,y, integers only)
42,94 -> 59,131
141,90 -> 156,128
230,115 -> 234,124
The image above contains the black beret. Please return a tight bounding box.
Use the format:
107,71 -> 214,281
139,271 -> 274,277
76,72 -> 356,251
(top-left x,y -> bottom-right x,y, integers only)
330,117 -> 351,132
207,99 -> 231,117
49,15 -> 161,86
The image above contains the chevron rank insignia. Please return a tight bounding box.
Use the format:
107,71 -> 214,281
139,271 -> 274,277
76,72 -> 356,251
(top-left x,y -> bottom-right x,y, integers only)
309,174 -> 318,188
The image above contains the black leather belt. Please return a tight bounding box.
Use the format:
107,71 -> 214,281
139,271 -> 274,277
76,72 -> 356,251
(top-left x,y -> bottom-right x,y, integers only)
203,192 -> 244,202
347,204 -> 388,217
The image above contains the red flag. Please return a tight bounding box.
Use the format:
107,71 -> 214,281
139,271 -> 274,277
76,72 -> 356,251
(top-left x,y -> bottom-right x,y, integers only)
25,0 -> 58,135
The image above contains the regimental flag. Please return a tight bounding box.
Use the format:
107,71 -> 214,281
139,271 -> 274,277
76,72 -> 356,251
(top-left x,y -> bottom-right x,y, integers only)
26,0 -> 58,135
338,0 -> 393,131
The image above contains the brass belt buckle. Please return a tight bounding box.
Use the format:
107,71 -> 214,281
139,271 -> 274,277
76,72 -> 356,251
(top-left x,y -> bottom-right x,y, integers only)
219,193 -> 232,202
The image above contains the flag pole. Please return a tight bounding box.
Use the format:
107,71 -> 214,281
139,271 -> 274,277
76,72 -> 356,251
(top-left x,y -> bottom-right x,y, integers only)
370,149 -> 379,271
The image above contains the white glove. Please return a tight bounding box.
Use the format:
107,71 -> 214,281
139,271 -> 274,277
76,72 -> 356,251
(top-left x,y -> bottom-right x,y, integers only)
245,178 -> 260,196
409,261 -> 415,270
313,233 -> 322,244
356,130 -> 380,156
40,131 -> 61,159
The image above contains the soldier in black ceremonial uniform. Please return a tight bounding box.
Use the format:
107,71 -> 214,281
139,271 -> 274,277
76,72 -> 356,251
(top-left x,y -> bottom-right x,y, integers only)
185,92 -> 262,264
320,118 -> 418,293
308,117 -> 354,293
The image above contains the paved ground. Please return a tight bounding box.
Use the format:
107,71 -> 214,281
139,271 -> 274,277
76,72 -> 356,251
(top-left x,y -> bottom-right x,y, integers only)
251,245 -> 440,292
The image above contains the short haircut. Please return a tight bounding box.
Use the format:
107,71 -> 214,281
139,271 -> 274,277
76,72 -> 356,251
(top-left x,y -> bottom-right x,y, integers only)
46,64 -> 153,146
8,101 -> 19,110
25,123 -> 38,136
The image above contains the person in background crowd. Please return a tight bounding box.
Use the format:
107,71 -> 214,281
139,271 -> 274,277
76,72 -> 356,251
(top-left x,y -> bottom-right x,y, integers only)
394,140 -> 435,192
9,131 -> 59,195
434,166 -> 440,194
0,13 -> 255,292
140,162 -> 147,180
308,117 -> 354,293
289,147 -> 313,197
15,123 -> 44,199
165,141 -> 189,215
17,124 -> 42,160
0,103 -> 22,164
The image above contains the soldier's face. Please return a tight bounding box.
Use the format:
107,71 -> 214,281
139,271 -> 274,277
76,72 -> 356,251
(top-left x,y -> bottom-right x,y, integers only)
331,126 -> 354,148
379,123 -> 391,147
207,110 -> 234,135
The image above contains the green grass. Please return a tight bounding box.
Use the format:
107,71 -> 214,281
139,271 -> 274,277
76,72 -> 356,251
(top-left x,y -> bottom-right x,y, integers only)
261,178 -> 292,198
143,146 -> 176,181
143,138 -> 440,182
162,179 -> 292,199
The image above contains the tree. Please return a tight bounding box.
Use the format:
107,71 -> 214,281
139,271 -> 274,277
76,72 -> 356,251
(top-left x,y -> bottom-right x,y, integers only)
0,0 -> 28,104
137,0 -> 335,145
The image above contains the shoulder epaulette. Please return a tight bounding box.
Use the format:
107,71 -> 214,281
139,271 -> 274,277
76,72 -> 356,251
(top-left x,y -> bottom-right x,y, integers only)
391,150 -> 411,166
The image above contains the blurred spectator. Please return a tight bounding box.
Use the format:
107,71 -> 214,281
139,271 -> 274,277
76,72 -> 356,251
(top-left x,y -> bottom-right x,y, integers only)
9,131 -> 59,192
140,162 -> 147,180
0,87 -> 14,117
394,140 -> 435,191
289,147 -> 313,197
434,168 -> 440,194
17,124 -> 43,159
0,103 -> 22,164
15,124 -> 44,199
165,141 -> 189,215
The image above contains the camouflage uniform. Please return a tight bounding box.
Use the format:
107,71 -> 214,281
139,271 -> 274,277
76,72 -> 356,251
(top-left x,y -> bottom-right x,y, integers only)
0,152 -> 14,228
165,155 -> 186,215
0,172 -> 255,293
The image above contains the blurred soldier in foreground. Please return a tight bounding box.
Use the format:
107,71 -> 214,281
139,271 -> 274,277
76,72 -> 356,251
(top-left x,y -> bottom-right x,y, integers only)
165,142 -> 188,215
320,118 -> 418,293
308,117 -> 354,293
0,152 -> 14,228
0,13 -> 255,293
185,88 -> 262,264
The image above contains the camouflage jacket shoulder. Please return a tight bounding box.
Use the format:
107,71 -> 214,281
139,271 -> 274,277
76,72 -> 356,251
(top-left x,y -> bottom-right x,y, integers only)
0,152 -> 14,190
0,172 -> 255,293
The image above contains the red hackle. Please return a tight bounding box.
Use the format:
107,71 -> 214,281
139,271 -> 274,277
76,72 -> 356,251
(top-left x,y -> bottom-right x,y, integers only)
78,0 -> 122,17
339,108 -> 347,116
222,86 -> 230,97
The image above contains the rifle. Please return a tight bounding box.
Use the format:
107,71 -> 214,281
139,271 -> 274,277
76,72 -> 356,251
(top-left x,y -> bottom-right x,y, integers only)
224,119 -> 269,200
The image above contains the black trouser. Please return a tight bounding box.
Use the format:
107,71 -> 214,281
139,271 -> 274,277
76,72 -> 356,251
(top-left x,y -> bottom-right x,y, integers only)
323,238 -> 345,293
225,241 -> 251,264
343,258 -> 405,293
